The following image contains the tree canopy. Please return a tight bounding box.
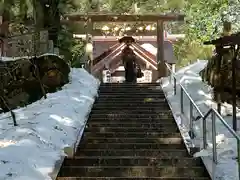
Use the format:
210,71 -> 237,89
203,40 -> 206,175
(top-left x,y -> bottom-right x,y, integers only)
0,0 -> 239,67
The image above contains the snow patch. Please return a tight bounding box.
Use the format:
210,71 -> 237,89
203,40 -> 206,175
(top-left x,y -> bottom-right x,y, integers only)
0,53 -> 63,62
162,60 -> 240,179
141,43 -> 157,55
0,68 -> 100,179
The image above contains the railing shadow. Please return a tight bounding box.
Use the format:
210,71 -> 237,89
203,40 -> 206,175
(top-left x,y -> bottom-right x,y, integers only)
164,62 -> 240,179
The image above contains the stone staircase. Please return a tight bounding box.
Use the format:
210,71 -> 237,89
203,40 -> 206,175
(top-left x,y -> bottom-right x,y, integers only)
57,83 -> 210,180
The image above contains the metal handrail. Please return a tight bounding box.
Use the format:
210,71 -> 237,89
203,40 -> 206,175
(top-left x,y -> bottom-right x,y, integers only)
164,63 -> 240,178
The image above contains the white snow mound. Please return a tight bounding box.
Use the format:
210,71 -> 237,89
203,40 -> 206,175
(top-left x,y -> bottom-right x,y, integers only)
0,68 -> 100,180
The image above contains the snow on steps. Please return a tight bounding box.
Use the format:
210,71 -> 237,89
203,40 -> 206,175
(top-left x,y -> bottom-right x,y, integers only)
0,68 -> 100,180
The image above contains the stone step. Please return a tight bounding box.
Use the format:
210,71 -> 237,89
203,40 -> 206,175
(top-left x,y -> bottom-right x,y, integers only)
97,93 -> 164,95
89,112 -> 173,116
87,121 -> 175,126
99,87 -> 162,89
99,91 -> 163,93
99,88 -> 162,91
96,97 -> 165,100
100,82 -> 160,85
99,88 -> 162,90
93,102 -> 167,106
91,107 -> 170,111
75,149 -> 189,157
58,174 -> 209,179
99,83 -> 160,87
91,108 -> 170,111
78,141 -> 184,149
82,132 -> 181,138
58,166 -> 208,177
95,99 -> 166,102
98,92 -> 164,95
89,112 -> 173,115
87,122 -> 176,128
90,110 -> 172,115
95,100 -> 166,103
99,83 -> 162,87
98,93 -> 164,95
99,87 -> 161,89
92,105 -> 169,109
94,102 -> 167,105
99,86 -> 161,89
89,112 -> 172,117
88,116 -> 174,122
84,127 -> 179,133
98,91 -> 164,94
95,102 -> 166,105
63,157 -> 203,167
95,99 -> 166,103
93,103 -> 167,106
80,137 -> 183,146
99,87 -> 161,90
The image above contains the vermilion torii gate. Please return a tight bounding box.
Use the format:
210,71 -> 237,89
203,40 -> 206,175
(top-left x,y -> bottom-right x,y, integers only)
63,13 -> 185,78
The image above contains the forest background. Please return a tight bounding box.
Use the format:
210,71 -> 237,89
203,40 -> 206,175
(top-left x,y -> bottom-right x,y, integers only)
0,0 -> 239,67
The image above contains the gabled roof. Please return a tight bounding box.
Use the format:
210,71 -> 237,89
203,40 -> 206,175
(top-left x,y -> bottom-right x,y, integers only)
92,35 -> 180,59
93,43 -> 120,65
133,41 -> 177,64
92,43 -> 126,74
92,44 -> 157,75
95,47 -> 157,75
92,36 -> 176,75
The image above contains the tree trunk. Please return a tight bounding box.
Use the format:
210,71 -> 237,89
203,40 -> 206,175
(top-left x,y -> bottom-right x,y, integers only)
41,0 -> 60,47
0,54 -> 70,111
32,0 -> 44,56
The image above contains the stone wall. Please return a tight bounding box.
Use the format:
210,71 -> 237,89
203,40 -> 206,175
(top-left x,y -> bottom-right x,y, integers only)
4,31 -> 52,57
0,54 -> 70,112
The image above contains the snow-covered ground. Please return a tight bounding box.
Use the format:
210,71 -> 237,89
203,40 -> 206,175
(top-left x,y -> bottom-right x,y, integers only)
0,68 -> 100,180
161,60 -> 240,180
0,53 -> 63,62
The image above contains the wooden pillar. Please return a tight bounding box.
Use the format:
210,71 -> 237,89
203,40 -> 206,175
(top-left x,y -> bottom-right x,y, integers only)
157,20 -> 166,78
0,16 -> 4,57
98,70 -> 103,82
85,18 -> 93,73
172,63 -> 176,73
171,63 -> 176,82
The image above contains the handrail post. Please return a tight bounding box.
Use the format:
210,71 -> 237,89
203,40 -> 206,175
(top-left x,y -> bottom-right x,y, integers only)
180,87 -> 184,114
174,77 -> 176,95
203,115 -> 207,149
189,102 -> 194,138
169,68 -> 172,84
237,139 -> 240,179
212,111 -> 217,163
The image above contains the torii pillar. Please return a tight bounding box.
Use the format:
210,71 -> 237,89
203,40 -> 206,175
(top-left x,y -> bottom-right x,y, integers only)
157,20 -> 166,78
151,20 -> 166,81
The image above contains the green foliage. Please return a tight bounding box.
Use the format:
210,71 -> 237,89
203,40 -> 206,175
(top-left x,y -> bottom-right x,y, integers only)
173,39 -> 214,67
70,41 -> 85,67
58,26 -> 76,63
2,0 -> 239,68
227,1 -> 240,32
96,0 -> 230,67
172,0 -> 229,66
184,0 -> 228,41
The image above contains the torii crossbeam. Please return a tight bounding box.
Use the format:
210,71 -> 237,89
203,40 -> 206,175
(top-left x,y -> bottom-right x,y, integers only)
63,13 -> 184,22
